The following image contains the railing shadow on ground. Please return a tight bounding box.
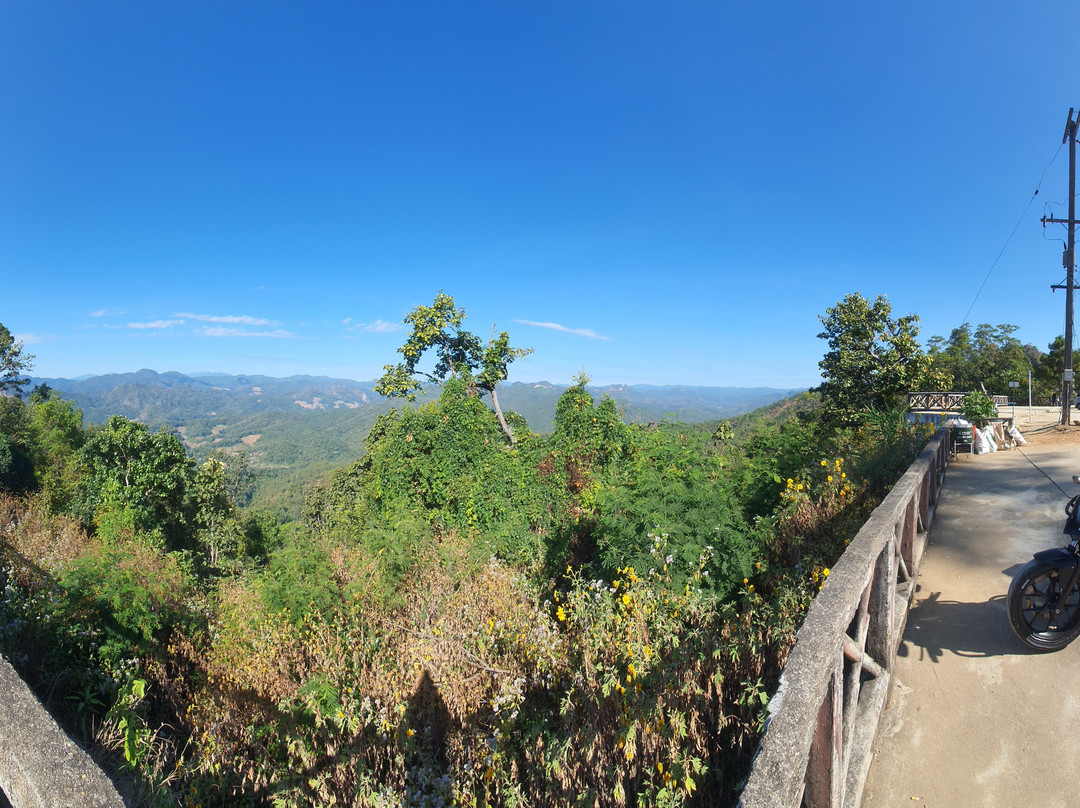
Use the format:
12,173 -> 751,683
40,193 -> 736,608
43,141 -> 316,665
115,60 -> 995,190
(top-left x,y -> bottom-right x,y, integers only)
896,592 -> 1021,661
738,427 -> 952,808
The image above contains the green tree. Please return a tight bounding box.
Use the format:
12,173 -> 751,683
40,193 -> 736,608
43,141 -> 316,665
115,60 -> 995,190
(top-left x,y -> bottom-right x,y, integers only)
77,416 -> 196,550
0,432 -> 33,494
0,323 -> 33,396
192,457 -> 239,570
192,450 -> 257,571
551,372 -> 632,473
927,325 -> 973,390
0,324 -> 35,492
972,323 -> 1030,395
928,323 -> 1034,398
1035,335 -> 1065,400
375,292 -> 532,444
27,391 -> 87,511
816,293 -> 937,424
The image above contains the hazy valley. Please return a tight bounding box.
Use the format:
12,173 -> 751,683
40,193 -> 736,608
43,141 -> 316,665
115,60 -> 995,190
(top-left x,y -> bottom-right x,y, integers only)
34,369 -> 803,518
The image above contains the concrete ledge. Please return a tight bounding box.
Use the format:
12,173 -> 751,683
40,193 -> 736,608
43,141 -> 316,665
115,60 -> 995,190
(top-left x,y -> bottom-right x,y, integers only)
739,430 -> 950,807
0,655 -> 125,808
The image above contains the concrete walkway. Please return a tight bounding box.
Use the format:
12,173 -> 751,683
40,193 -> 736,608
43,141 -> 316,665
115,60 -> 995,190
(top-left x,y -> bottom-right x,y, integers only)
863,412 -> 1080,807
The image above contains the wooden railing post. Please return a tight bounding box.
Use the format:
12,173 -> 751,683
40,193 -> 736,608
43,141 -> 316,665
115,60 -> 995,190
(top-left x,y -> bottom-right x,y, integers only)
866,544 -> 894,672
805,658 -> 844,808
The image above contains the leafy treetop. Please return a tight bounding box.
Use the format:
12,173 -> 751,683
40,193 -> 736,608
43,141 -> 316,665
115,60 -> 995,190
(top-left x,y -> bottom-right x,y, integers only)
927,322 -> 1032,396
816,292 -> 940,424
375,292 -> 532,443
0,322 -> 34,396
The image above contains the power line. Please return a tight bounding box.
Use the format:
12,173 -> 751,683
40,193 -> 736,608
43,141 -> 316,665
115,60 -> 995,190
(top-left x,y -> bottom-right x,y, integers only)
958,187 -> 1043,328
954,142 -> 1064,330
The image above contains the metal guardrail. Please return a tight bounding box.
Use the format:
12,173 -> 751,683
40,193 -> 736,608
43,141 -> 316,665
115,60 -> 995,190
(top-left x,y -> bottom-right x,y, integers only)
738,426 -> 951,808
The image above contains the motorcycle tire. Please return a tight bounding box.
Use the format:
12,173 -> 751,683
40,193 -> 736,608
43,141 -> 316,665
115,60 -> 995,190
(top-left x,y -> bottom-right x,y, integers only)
1008,560 -> 1080,652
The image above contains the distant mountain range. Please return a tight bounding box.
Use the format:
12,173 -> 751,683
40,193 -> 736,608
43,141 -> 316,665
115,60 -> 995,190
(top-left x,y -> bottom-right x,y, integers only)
33,370 -> 804,433
32,370 -> 806,518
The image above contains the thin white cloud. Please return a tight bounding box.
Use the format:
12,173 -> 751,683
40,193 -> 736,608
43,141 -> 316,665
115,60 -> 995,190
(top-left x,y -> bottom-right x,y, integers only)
361,320 -> 404,333
515,320 -> 611,341
127,320 -> 185,330
14,333 -> 43,344
90,308 -> 124,318
197,326 -> 298,339
176,312 -> 277,326
343,318 -> 404,333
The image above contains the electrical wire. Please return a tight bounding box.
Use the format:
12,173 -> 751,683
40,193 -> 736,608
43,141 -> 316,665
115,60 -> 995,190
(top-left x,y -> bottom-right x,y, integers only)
957,142 -> 1065,329
1038,141 -> 1066,191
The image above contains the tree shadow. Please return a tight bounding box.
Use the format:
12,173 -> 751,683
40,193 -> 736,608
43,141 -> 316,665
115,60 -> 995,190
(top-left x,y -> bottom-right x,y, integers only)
407,667 -> 453,769
241,666 -> 458,805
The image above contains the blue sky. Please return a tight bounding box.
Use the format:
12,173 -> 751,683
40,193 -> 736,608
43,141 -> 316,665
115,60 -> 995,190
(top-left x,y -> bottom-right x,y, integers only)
4,2 -> 1080,388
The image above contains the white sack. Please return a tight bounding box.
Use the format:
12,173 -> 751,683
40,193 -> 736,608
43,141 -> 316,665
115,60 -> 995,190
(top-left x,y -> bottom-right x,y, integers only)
1008,425 -> 1027,446
975,426 -> 997,454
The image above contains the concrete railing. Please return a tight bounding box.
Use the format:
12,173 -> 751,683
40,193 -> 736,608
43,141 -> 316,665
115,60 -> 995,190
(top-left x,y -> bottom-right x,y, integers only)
738,427 -> 951,808
0,654 -> 125,808
907,391 -> 1009,411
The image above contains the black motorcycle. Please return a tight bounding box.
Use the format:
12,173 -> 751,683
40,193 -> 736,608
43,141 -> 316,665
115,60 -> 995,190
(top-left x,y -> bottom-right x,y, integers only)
1009,478 -> 1080,652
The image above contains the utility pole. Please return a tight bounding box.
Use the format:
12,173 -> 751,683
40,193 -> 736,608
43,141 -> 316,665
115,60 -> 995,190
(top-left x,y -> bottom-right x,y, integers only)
1043,107 -> 1078,426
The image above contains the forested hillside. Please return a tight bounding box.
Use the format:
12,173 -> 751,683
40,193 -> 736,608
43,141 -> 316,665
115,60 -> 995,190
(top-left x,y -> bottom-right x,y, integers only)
33,369 -> 801,521
0,294 -> 1053,806
35,370 -> 799,433
34,370 -> 387,426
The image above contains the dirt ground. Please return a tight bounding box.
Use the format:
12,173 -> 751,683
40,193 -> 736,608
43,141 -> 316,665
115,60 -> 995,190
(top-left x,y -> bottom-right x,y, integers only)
1013,423 -> 1080,446
1007,418 -> 1080,447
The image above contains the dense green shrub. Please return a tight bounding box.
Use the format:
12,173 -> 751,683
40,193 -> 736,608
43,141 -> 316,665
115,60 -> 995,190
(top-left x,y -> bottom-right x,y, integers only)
595,427 -> 758,601
308,377 -> 566,573
259,532 -> 342,623
717,410 -> 826,532
0,432 -> 34,495
960,389 -> 998,424
60,539 -> 194,654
